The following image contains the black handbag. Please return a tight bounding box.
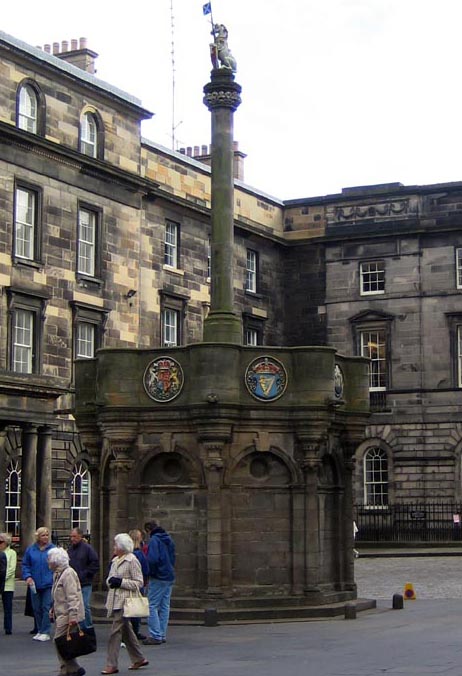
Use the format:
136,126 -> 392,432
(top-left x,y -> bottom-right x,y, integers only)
55,624 -> 97,660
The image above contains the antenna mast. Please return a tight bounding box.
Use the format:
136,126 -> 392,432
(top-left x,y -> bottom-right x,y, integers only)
170,0 -> 176,150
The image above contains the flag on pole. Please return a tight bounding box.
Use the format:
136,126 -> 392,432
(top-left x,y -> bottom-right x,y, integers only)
203,2 -> 212,15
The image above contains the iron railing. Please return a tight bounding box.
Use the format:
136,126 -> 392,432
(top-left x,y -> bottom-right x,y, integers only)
354,503 -> 462,543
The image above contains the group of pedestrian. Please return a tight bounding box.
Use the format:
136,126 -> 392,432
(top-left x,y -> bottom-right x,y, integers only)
0,520 -> 176,676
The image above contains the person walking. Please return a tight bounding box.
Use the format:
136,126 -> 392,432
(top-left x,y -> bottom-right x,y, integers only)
128,529 -> 149,641
101,533 -> 149,674
143,520 -> 175,646
0,533 -> 17,634
68,528 -> 100,628
21,526 -> 55,641
48,547 -> 86,676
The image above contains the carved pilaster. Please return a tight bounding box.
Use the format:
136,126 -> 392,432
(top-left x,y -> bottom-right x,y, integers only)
201,439 -> 226,597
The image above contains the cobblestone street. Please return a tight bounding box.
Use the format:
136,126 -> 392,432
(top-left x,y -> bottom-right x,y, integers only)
355,554 -> 462,599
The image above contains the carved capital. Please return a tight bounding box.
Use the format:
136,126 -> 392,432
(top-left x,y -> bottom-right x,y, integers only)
203,70 -> 241,112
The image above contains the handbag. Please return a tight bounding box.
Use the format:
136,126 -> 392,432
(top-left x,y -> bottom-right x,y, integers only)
55,624 -> 97,660
123,589 -> 149,618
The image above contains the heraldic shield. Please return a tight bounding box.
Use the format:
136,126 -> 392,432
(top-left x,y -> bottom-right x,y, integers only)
245,356 -> 288,402
143,356 -> 184,402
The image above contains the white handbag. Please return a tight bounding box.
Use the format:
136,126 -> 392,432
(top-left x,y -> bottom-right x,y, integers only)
123,589 -> 149,618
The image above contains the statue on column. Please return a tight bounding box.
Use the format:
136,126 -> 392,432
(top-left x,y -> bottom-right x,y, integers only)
210,24 -> 237,72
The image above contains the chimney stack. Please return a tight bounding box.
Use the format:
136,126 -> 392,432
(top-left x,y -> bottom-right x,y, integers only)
179,142 -> 246,181
42,37 -> 98,74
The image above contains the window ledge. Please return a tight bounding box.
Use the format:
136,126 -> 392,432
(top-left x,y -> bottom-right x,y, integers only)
245,290 -> 262,299
13,258 -> 43,270
163,265 -> 184,276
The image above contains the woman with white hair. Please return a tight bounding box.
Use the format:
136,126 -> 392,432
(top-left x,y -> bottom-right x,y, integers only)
48,547 -> 86,676
21,526 -> 55,641
101,533 -> 149,674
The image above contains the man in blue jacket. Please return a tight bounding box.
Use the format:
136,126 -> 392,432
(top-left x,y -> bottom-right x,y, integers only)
68,528 -> 100,628
142,520 -> 176,645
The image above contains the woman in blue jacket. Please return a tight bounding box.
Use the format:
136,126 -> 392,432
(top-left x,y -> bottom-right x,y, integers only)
21,527 -> 55,641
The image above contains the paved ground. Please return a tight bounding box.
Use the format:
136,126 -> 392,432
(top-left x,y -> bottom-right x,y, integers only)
5,556 -> 462,676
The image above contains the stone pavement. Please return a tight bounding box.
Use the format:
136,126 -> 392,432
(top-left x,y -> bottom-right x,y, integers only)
4,556 -> 462,676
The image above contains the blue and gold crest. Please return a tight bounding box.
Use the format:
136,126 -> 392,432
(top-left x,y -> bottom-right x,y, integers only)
143,356 -> 184,402
245,356 -> 287,402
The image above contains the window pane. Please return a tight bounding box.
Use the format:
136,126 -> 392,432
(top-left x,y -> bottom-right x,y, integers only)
78,209 -> 96,276
360,330 -> 386,390
364,447 -> 388,506
18,85 -> 37,133
164,222 -> 178,267
76,322 -> 95,358
245,328 -> 258,346
163,309 -> 178,347
15,188 -> 35,260
13,309 -> 33,373
361,261 -> 385,295
71,463 -> 91,533
245,249 -> 257,293
80,113 -> 97,157
5,461 -> 21,537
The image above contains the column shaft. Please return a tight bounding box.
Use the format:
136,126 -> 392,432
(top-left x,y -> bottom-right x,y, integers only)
37,426 -> 53,529
21,425 -> 38,551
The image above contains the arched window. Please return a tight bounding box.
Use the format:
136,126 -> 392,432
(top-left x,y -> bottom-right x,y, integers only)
71,463 -> 91,534
5,460 -> 21,537
363,447 -> 388,507
80,112 -> 98,158
17,84 -> 38,133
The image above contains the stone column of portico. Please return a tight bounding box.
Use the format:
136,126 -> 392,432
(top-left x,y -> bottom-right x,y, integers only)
203,68 -> 242,344
21,425 -> 38,551
37,426 -> 53,529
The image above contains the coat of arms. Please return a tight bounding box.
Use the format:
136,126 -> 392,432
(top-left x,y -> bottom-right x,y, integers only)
245,356 -> 287,402
143,357 -> 184,402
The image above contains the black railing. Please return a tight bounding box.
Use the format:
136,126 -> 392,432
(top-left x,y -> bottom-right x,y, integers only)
369,390 -> 388,412
354,502 -> 462,543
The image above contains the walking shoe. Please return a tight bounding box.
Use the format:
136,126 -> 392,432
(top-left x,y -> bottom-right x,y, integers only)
128,659 -> 149,670
142,637 -> 162,645
136,633 -> 147,640
36,633 -> 51,641
32,633 -> 41,640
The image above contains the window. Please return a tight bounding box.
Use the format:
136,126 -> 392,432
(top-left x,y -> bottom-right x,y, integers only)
245,249 -> 258,293
77,206 -> 101,278
363,447 -> 388,507
14,185 -> 41,262
71,302 -> 108,361
163,308 -> 179,347
7,289 -> 47,374
245,328 -> 258,346
5,461 -> 21,538
360,261 -> 385,295
360,330 -> 387,390
457,326 -> 462,388
207,237 -> 211,280
71,463 -> 90,533
80,112 -> 97,157
17,84 -> 37,133
456,249 -> 462,289
159,291 -> 187,347
164,221 -> 179,268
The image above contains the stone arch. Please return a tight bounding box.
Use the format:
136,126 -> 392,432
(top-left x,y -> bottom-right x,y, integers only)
137,445 -> 203,487
227,447 -> 295,595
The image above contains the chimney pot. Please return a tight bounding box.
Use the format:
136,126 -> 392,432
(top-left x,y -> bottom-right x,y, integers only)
71,39 -> 78,50
52,42 -> 59,54
79,37 -> 87,49
44,44 -> 51,53
201,145 -> 208,154
233,141 -> 239,151
179,148 -> 186,154
186,146 -> 192,157
194,145 -> 200,156
61,40 -> 69,52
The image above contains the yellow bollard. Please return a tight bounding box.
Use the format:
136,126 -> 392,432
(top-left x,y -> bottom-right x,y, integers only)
403,583 -> 416,600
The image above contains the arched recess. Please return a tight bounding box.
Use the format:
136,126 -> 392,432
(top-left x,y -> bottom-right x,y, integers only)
136,447 -> 205,594
354,438 -> 395,507
227,447 -> 295,594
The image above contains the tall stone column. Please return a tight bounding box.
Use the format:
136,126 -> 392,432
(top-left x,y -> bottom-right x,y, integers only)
341,434 -> 359,591
301,453 -> 321,595
37,426 -> 53,529
21,425 -> 38,551
203,68 -> 242,343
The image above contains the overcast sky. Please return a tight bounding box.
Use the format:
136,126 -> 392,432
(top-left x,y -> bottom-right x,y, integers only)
3,0 -> 462,199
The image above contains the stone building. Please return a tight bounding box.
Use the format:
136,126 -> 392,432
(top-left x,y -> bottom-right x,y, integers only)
0,25 -> 461,575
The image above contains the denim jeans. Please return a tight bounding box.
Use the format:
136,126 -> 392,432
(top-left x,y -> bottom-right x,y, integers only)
81,584 -> 93,628
31,587 -> 52,635
2,591 -> 13,633
147,579 -> 173,640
